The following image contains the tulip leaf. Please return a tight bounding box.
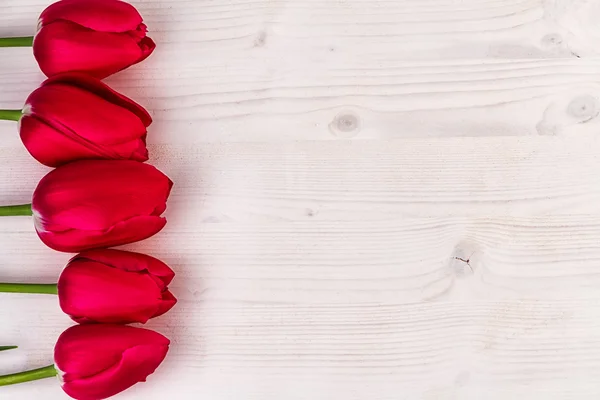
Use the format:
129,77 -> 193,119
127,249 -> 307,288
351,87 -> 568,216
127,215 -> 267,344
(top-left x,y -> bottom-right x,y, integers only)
0,346 -> 17,352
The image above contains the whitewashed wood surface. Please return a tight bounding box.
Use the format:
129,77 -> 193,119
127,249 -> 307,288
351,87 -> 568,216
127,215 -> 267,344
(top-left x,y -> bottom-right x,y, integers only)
2,0 -> 600,398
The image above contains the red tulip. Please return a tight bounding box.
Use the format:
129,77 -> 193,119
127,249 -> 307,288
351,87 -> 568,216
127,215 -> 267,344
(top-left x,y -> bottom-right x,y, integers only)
58,249 -> 177,324
32,160 -> 172,252
19,73 -> 151,167
0,325 -> 169,398
56,324 -> 170,400
33,0 -> 156,79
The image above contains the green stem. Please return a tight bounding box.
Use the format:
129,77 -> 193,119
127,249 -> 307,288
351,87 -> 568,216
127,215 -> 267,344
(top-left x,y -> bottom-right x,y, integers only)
0,110 -> 22,121
0,346 -> 17,352
0,283 -> 57,295
0,365 -> 57,386
0,204 -> 32,216
0,37 -> 34,47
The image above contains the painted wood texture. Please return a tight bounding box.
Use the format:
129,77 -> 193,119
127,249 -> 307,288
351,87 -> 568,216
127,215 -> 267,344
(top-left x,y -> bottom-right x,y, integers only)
2,0 -> 600,398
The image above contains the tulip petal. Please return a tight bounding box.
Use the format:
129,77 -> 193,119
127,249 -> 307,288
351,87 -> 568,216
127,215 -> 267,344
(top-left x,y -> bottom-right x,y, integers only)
154,290 -> 178,318
20,116 -> 113,167
27,83 -> 148,145
138,36 -> 157,64
38,215 -> 167,253
73,249 -> 176,284
61,344 -> 169,400
40,73 -> 152,127
40,0 -> 143,33
34,20 -> 153,79
55,325 -> 137,380
20,115 -> 148,167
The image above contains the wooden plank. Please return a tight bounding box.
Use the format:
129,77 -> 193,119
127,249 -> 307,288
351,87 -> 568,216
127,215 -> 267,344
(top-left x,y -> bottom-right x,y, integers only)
3,0 -> 597,59
2,296 -> 600,399
4,56 -> 600,141
6,214 -> 600,302
4,138 -> 600,219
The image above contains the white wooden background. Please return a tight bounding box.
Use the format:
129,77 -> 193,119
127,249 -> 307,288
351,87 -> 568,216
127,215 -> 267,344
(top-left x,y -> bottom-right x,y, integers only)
2,0 -> 600,398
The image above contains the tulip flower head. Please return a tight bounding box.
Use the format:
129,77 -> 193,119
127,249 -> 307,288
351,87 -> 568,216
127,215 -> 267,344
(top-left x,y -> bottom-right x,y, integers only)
0,325 -> 170,399
33,0 -> 156,78
58,249 -> 177,324
19,73 -> 151,167
55,325 -> 170,400
32,159 -> 173,252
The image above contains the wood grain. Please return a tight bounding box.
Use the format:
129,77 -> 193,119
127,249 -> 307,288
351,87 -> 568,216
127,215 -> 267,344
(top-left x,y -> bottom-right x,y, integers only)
2,1 -> 600,141
2,0 -> 600,399
6,213 -> 600,303
5,138 -> 600,220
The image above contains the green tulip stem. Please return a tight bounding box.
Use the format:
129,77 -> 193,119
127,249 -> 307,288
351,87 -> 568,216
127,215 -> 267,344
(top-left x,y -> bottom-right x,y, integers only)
0,204 -> 32,216
0,365 -> 57,386
0,346 -> 17,352
0,283 -> 58,295
0,37 -> 34,47
0,110 -> 22,121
